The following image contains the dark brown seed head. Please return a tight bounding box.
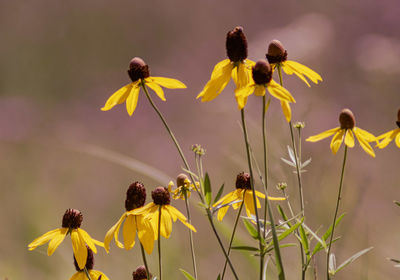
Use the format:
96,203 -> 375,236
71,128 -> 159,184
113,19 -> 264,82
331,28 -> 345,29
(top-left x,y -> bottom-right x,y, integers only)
132,265 -> 150,280
73,246 -> 94,271
226,26 -> 248,63
176,173 -> 189,188
252,60 -> 272,85
266,40 -> 288,64
397,108 -> 400,128
62,209 -> 83,229
152,187 -> 171,205
127,57 -> 150,82
235,172 -> 251,190
339,109 -> 356,129
125,181 -> 147,211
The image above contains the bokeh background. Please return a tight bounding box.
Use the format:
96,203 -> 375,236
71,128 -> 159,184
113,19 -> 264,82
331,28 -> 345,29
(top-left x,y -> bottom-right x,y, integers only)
1,0 -> 399,279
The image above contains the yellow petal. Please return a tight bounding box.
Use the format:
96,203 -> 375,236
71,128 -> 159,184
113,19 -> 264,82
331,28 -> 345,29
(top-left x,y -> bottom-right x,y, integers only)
28,228 -> 64,251
282,63 -> 311,87
101,83 -> 134,111
306,127 -> 341,142
47,228 -> 68,256
284,60 -> 322,86
69,271 -> 84,280
150,77 -> 186,89
210,59 -> 231,79
232,63 -> 251,89
122,215 -> 137,250
254,84 -> 266,97
160,206 -> 172,239
145,81 -> 166,101
104,213 -> 126,253
125,86 -> 141,116
235,84 -> 255,109
395,133 -> 400,148
354,130 -> 376,157
167,206 -> 196,232
267,80 -> 296,103
254,190 -> 266,199
330,130 -> 345,154
354,127 -> 376,142
136,215 -> 155,254
71,230 -> 88,270
90,270 -> 110,280
268,196 -> 286,201
77,229 -> 97,254
344,130 -> 355,148
281,100 -> 292,123
244,192 -> 256,218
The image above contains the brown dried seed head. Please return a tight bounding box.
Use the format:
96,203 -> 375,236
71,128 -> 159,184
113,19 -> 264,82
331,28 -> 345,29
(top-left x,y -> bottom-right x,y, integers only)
176,173 -> 189,188
152,187 -> 171,205
133,265 -> 150,280
127,57 -> 150,82
266,39 -> 288,64
235,172 -> 251,190
62,209 -> 83,229
73,246 -> 94,271
125,181 -> 147,211
339,109 -> 356,129
226,26 -> 248,63
252,60 -> 272,85
396,108 -> 400,128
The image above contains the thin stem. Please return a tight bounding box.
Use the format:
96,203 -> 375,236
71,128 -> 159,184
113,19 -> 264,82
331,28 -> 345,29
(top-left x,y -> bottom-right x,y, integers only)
221,191 -> 246,280
84,267 -> 92,280
158,206 -> 162,280
262,96 -> 269,239
184,192 -> 198,279
326,145 -> 348,279
139,241 -> 150,280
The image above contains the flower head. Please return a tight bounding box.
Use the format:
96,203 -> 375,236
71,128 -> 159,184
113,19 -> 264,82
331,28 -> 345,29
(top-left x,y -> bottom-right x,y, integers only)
104,181 -> 155,254
213,172 -> 285,221
28,209 -> 104,270
133,265 -> 151,280
306,109 -> 376,157
101,57 -> 186,116
133,186 -> 196,240
376,108 -> 400,149
168,173 -> 198,200
235,59 -> 295,110
70,247 -> 110,280
197,26 -> 255,104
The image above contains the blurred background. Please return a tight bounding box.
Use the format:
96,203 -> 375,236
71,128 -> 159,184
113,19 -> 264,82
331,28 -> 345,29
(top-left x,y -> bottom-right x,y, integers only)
1,0 -> 399,279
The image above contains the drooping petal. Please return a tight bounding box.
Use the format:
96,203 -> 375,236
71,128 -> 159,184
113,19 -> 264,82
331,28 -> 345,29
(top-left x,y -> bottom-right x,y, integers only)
306,127 -> 341,142
90,270 -> 110,280
244,192 -> 256,218
232,62 -> 251,89
282,63 -> 310,87
330,129 -> 345,154
69,271 -> 85,280
101,83 -> 135,111
267,196 -> 286,201
197,60 -> 233,102
71,230 -> 88,270
136,215 -> 155,254
160,206 -> 173,239
104,213 -> 126,253
77,229 -> 98,254
166,206 -> 196,232
267,80 -> 296,103
344,130 -> 355,148
284,60 -> 322,86
235,84 -> 255,109
354,127 -> 376,142
254,190 -> 266,199
280,101 -> 292,123
122,215 -> 137,250
354,129 -> 376,157
254,84 -> 266,97
150,77 -> 186,89
145,81 -> 166,101
125,85 -> 141,116
28,228 -> 64,251
395,133 -> 400,148
47,228 -> 68,256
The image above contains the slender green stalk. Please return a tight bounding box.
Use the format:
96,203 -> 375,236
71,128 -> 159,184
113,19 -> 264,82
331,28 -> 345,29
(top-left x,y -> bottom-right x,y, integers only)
84,267 -> 92,280
158,206 -> 162,280
262,96 -> 270,237
183,191 -> 198,279
142,84 -> 238,279
326,145 -> 348,279
221,192 -> 246,280
139,241 -> 150,280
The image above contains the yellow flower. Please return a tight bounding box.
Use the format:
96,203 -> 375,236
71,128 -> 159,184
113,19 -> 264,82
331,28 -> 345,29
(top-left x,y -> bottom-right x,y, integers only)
101,57 -> 186,116
28,209 -> 104,270
133,187 -> 196,239
168,173 -> 198,200
70,247 -> 110,280
104,182 -> 155,254
266,39 -> 322,122
213,172 -> 285,221
376,108 -> 400,149
235,59 -> 295,110
306,109 -> 376,157
197,26 -> 255,104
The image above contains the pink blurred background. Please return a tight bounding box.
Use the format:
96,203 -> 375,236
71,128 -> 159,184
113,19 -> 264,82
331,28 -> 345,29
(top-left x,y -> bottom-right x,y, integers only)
1,0 -> 399,279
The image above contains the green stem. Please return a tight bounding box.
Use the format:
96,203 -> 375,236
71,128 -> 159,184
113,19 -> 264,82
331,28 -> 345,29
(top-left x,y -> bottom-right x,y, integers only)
262,96 -> 269,238
84,267 -> 92,280
326,145 -> 348,279
139,240 -> 151,280
221,192 -> 246,280
158,206 -> 162,280
184,191 -> 198,279
142,84 -> 238,279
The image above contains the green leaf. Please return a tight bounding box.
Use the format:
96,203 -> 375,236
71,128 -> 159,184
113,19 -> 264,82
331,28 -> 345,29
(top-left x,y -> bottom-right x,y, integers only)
231,245 -> 260,252
213,184 -> 225,204
243,218 -> 259,240
179,269 -> 196,280
299,225 -> 310,258
394,201 -> 400,207
266,243 -> 297,253
277,205 -> 290,223
389,258 -> 400,264
267,218 -> 303,249
302,223 -> 326,251
333,247 -> 373,275
181,168 -> 199,180
265,96 -> 271,112
204,173 -> 212,206
216,274 -> 221,280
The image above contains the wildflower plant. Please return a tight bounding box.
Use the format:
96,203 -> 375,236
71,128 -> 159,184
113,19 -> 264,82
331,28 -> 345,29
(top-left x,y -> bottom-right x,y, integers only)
28,25 -> 394,280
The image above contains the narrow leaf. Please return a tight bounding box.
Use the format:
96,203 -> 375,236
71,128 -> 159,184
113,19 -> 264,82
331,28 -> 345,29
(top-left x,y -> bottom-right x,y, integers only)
312,213 -> 345,256
179,269 -> 196,280
334,247 -> 373,274
329,253 -> 336,274
281,157 -> 296,167
287,145 -> 296,164
243,218 -> 259,240
204,173 -> 212,206
301,158 -> 312,168
299,225 -> 310,258
213,184 -> 225,204
394,201 -> 400,207
302,223 -> 326,251
231,245 -> 260,252
267,218 -> 303,249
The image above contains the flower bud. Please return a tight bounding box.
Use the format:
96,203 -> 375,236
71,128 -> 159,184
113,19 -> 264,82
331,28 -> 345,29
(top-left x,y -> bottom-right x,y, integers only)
293,122 -> 305,129
176,173 -> 189,188
266,40 -> 288,64
339,109 -> 356,130
397,108 -> 400,128
73,246 -> 94,271
252,60 -> 272,85
125,181 -> 147,211
127,57 -> 150,82
152,187 -> 171,205
62,209 -> 83,229
235,172 -> 251,190
133,265 -> 151,280
276,182 -> 287,191
226,26 -> 248,63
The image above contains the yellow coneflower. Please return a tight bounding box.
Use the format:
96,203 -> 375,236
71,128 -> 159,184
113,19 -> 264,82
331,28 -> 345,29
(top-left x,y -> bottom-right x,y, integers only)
70,247 -> 109,280
376,108 -> 400,149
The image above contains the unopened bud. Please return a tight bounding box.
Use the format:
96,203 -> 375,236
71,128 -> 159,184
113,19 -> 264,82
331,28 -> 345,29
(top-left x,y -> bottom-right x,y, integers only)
226,26 -> 248,63
276,182 -> 287,191
176,173 -> 189,188
266,40 -> 288,64
339,109 -> 355,130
